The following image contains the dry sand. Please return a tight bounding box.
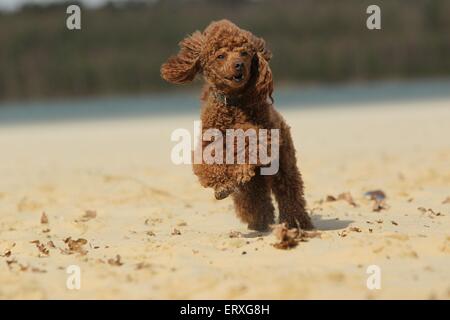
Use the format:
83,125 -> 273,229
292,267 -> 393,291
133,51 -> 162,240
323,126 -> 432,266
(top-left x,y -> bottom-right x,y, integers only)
0,98 -> 449,299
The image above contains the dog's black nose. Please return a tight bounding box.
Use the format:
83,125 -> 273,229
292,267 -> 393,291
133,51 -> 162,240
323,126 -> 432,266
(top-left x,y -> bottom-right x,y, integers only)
234,62 -> 243,70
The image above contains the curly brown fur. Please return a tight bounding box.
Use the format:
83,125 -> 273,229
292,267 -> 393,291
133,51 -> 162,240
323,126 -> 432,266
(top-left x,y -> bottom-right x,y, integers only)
161,19 -> 313,231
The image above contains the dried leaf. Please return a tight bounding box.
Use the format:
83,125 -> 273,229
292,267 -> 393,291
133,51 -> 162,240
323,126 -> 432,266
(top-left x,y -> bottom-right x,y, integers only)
364,190 -> 389,211
228,231 -> 242,238
30,240 -> 49,257
40,212 -> 49,224
427,208 -> 442,217
89,242 -> 100,249
61,237 -> 88,255
171,228 -> 181,235
339,226 -> 362,237
418,207 -> 427,214
338,230 -> 348,237
272,224 -> 300,249
145,218 -> 163,226
19,264 -> 29,272
337,192 -> 358,207
6,258 -> 18,269
325,195 -> 337,202
364,190 -> 386,201
1,250 -> 11,257
31,267 -> 46,273
8,259 -> 46,273
373,199 -> 389,212
108,255 -> 123,266
418,207 -> 443,217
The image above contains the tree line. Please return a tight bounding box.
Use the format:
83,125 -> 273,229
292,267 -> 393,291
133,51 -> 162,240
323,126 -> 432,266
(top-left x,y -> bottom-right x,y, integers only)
0,0 -> 448,102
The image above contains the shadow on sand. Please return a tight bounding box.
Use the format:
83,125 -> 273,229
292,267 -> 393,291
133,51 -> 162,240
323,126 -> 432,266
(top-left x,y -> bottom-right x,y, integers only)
241,214 -> 352,238
311,215 -> 353,231
242,230 -> 272,238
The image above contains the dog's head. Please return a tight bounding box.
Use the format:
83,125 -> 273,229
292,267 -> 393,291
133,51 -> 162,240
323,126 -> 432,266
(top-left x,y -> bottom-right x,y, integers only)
161,19 -> 273,100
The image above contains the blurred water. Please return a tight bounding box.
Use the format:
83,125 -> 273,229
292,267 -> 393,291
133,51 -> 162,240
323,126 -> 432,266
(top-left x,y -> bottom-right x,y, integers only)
0,79 -> 449,125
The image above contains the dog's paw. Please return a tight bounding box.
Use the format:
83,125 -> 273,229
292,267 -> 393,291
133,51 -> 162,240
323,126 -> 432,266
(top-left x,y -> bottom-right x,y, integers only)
248,221 -> 271,232
281,215 -> 314,230
298,217 -> 315,230
214,186 -> 236,200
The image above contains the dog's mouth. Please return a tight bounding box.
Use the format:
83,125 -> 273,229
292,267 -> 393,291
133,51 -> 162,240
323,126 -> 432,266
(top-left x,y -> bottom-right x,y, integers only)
226,72 -> 246,84
233,73 -> 244,82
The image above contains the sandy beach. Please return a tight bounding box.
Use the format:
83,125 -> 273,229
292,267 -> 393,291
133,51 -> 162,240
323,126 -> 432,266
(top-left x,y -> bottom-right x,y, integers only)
0,98 -> 449,299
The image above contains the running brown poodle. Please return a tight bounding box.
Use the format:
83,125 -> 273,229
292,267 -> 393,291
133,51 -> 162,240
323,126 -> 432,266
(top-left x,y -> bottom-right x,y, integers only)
161,19 -> 313,231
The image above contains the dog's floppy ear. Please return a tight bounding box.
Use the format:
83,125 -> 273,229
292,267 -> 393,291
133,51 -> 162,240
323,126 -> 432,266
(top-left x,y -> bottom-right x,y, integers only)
248,33 -> 274,102
161,31 -> 204,84
250,34 -> 272,62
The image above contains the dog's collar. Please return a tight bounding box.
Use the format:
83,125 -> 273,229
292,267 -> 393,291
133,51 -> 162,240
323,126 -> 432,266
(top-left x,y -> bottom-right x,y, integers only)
213,91 -> 243,107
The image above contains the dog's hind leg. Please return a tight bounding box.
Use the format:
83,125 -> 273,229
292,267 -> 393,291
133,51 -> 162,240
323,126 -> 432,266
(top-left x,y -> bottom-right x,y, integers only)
232,174 -> 274,231
271,130 -> 313,230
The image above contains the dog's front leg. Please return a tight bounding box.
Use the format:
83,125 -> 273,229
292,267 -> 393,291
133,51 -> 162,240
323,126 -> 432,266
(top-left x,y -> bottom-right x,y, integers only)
192,123 -> 259,200
192,163 -> 245,199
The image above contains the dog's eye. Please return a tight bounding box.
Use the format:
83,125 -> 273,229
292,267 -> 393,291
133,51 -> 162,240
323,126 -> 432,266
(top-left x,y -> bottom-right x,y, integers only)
217,54 -> 225,60
240,51 -> 248,57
